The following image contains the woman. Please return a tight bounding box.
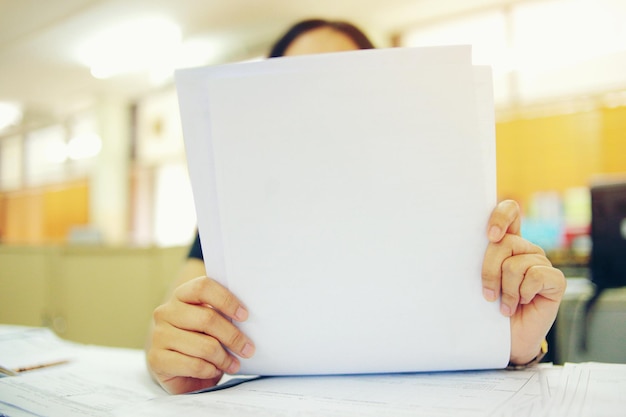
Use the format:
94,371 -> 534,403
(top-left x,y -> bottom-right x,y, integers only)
146,18 -> 566,395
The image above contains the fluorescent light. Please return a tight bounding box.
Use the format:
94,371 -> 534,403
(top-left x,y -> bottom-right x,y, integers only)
76,17 -> 182,79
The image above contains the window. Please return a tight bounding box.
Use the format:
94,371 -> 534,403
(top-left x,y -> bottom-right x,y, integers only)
24,125 -> 67,187
0,135 -> 22,191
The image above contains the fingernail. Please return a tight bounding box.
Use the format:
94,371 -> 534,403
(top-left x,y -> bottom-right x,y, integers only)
241,343 -> 255,358
483,288 -> 496,301
500,304 -> 511,316
234,306 -> 248,321
488,226 -> 501,241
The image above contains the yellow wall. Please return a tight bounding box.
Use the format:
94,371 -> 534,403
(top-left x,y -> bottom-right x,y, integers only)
495,107 -> 626,210
43,181 -> 89,242
1,180 -> 89,244
600,106 -> 626,174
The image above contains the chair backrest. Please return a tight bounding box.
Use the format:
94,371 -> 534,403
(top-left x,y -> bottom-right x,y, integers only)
590,180 -> 626,290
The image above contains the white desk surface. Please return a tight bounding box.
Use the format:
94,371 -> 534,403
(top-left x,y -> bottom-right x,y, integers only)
1,325 -> 625,417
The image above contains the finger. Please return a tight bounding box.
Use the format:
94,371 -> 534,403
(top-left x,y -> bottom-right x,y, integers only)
500,254 -> 552,316
519,265 -> 566,305
150,348 -> 222,382
159,373 -> 222,395
482,234 -> 545,302
509,266 -> 566,365
175,276 -> 249,322
160,324 -> 241,374
487,200 -> 522,242
154,302 -> 255,359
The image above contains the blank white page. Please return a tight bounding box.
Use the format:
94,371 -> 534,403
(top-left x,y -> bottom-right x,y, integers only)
176,46 -> 509,376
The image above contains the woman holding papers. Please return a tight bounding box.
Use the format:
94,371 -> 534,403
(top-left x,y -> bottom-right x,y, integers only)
145,19 -> 566,395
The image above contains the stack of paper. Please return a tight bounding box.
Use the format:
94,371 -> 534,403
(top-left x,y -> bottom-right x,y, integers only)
175,45 -> 508,376
1,326 -> 626,416
0,326 -> 77,376
120,369 -> 548,417
546,362 -> 626,417
0,326 -> 165,417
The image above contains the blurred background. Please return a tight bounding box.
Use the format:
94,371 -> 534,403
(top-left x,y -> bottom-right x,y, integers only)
1,0 -> 625,361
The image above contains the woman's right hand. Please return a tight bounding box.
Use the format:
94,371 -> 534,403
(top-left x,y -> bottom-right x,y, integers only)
146,276 -> 255,394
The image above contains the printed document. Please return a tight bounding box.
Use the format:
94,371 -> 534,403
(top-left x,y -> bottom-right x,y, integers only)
2,326 -> 626,417
118,369 -> 547,417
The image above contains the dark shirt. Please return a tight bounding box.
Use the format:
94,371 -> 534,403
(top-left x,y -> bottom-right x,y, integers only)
188,231 -> 204,260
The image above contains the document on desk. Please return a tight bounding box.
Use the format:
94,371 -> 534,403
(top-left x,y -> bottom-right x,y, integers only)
0,325 -> 78,373
117,369 -> 547,417
547,362 -> 626,417
175,45 -> 509,376
0,327 -> 165,417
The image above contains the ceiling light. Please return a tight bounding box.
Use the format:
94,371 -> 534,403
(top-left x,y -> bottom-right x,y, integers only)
76,17 -> 182,79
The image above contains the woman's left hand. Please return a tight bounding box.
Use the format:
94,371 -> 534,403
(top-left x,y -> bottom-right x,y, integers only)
482,200 -> 567,365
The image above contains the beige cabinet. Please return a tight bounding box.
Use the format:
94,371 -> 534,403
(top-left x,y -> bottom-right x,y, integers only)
0,245 -> 187,348
555,278 -> 626,364
0,246 -> 53,327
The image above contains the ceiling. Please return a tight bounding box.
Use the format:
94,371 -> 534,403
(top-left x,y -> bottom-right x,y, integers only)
0,0 -> 518,128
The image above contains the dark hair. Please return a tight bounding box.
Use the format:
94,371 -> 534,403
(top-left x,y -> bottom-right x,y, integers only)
268,19 -> 375,58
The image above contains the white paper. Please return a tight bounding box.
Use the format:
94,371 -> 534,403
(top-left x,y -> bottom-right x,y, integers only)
547,362 -> 626,417
117,369 -> 545,417
0,326 -> 78,371
175,45 -> 474,288
175,45 -> 510,376
0,336 -> 165,417
2,325 -> 626,417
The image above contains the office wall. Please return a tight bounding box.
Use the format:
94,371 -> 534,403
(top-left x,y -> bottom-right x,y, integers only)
496,106 -> 626,208
601,106 -> 626,173
0,180 -> 89,244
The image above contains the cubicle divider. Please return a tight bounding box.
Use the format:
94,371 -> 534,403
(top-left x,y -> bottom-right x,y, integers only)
2,245 -> 625,364
0,244 -> 188,348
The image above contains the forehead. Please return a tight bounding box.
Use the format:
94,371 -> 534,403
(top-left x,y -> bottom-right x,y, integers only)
284,27 -> 360,56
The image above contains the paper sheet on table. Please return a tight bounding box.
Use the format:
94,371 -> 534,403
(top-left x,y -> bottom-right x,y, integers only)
547,362 -> 626,417
0,326 -> 166,417
175,45 -> 509,376
116,369 -> 545,417
0,325 -> 78,370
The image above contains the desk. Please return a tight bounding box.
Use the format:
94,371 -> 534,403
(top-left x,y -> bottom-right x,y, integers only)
2,325 -> 626,416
